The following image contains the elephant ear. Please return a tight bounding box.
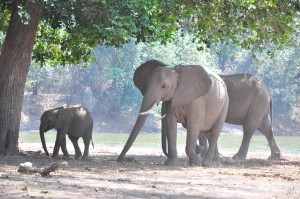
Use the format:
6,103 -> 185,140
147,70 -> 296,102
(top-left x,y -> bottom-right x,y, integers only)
133,60 -> 167,95
171,65 -> 212,107
54,108 -> 71,130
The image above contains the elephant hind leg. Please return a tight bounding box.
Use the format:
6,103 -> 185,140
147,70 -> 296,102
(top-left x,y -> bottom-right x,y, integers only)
68,135 -> 82,159
198,134 -> 208,158
202,98 -> 228,167
186,130 -> 202,166
232,123 -> 257,160
82,132 -> 92,160
258,116 -> 281,160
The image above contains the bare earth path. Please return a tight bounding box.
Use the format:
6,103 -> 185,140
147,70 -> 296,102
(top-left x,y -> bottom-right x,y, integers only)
0,143 -> 299,199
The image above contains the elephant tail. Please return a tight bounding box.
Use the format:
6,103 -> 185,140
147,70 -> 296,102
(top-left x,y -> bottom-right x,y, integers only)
91,139 -> 94,149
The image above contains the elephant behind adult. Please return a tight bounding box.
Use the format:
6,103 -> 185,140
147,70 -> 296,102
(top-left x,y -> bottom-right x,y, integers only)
163,74 -> 281,161
220,74 -> 281,160
117,60 -> 229,167
39,105 -> 94,160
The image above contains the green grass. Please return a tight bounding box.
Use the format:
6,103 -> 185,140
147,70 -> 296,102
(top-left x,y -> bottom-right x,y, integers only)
19,131 -> 300,156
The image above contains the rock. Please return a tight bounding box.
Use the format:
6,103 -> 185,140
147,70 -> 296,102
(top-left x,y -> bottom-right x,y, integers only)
17,162 -> 40,174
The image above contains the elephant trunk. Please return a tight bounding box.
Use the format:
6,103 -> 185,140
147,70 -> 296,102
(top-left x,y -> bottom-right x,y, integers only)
139,103 -> 157,115
117,99 -> 157,162
39,128 -> 49,156
161,102 -> 168,157
117,114 -> 148,162
162,127 -> 168,156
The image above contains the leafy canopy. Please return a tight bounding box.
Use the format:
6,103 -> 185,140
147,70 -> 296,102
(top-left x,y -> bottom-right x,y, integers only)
0,0 -> 299,66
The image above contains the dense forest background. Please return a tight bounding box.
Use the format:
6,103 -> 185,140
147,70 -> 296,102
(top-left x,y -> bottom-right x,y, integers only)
21,35 -> 300,135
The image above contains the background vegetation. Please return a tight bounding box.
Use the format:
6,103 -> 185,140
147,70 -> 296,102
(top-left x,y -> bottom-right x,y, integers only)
1,0 -> 300,155
23,35 -> 300,134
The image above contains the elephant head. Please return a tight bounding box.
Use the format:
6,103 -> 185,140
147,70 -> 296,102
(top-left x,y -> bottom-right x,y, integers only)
39,106 -> 65,156
117,60 -> 212,161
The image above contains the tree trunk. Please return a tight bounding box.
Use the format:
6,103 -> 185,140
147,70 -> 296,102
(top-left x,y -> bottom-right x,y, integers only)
0,0 -> 43,155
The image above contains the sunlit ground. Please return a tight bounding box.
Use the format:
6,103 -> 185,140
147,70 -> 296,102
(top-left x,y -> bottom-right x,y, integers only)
19,131 -> 300,158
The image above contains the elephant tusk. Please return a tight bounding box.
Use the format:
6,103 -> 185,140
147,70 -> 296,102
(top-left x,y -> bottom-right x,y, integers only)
139,103 -> 158,115
155,114 -> 166,121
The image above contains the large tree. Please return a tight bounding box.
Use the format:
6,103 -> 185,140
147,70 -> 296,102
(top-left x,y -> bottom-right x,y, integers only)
0,0 -> 298,155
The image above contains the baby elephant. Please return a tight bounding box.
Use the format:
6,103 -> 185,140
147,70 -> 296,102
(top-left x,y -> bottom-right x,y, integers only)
39,105 -> 94,160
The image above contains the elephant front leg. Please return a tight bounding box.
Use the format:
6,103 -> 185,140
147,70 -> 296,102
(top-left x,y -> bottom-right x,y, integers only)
52,129 -> 67,159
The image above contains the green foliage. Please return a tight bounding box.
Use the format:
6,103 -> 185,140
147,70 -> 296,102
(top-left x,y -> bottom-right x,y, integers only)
25,35 -> 220,117
0,8 -> 10,50
216,44 -> 300,120
33,20 -> 94,66
2,0 -> 299,65
1,0 -> 298,121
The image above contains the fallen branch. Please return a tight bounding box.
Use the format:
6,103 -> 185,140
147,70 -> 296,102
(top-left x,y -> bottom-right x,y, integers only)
17,162 -> 68,176
40,162 -> 68,176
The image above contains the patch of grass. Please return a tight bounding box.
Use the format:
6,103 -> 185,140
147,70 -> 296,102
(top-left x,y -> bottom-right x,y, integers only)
40,190 -> 52,194
19,132 -> 300,156
21,185 -> 28,192
84,166 -> 92,171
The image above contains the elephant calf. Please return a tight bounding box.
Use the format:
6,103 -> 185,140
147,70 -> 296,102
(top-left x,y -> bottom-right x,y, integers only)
39,105 -> 94,160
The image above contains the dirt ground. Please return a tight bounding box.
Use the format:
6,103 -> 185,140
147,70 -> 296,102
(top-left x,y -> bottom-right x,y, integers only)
0,143 -> 299,199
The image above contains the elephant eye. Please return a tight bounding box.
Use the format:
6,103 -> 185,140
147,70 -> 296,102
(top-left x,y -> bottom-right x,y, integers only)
162,84 -> 167,88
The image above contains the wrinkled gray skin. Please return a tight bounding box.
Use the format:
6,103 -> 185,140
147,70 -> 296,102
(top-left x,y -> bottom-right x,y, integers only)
163,74 -> 281,161
117,60 -> 229,167
39,105 -> 94,160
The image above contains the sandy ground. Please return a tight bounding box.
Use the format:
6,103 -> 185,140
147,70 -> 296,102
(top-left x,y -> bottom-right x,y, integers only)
0,143 -> 299,199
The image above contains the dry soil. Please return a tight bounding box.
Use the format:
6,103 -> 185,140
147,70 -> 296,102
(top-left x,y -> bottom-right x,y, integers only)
0,143 -> 299,199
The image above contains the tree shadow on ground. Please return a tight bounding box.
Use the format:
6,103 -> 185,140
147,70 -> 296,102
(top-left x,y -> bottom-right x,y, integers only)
0,150 -> 299,199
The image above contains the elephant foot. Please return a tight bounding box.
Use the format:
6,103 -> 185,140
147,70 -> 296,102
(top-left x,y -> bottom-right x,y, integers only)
75,152 -> 83,159
268,152 -> 281,160
213,156 -> 221,164
188,155 -> 202,167
81,155 -> 89,161
201,159 -> 212,167
232,153 -> 247,161
164,158 -> 178,166
51,154 -> 59,159
63,154 -> 70,159
117,157 -> 125,162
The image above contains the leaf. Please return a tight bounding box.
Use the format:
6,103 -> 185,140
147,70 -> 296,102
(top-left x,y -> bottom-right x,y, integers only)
22,185 -> 28,192
85,166 -> 92,171
41,190 -> 52,194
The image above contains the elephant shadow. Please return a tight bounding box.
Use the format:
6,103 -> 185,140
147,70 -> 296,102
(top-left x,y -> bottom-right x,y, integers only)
16,150 -> 296,171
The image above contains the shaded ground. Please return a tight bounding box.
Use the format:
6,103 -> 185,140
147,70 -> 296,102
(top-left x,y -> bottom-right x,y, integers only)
0,143 -> 299,199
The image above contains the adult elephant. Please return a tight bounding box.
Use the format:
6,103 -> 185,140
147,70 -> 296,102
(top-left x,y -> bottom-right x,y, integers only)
39,105 -> 94,160
163,74 -> 281,161
117,60 -> 229,167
